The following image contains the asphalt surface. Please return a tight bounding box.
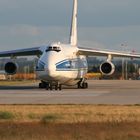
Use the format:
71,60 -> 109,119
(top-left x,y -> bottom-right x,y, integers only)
0,80 -> 140,105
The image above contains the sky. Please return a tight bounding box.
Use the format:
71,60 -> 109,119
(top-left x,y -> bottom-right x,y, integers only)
0,0 -> 140,52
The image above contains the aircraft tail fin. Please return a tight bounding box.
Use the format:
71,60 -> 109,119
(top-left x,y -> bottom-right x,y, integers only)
69,0 -> 78,47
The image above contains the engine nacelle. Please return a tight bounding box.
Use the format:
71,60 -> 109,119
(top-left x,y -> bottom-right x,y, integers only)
100,61 -> 115,76
4,62 -> 18,75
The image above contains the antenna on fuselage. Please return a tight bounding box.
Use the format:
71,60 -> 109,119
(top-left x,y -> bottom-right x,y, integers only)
69,0 -> 78,47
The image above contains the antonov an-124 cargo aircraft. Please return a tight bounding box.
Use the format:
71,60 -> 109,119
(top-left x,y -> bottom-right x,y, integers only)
0,0 -> 140,90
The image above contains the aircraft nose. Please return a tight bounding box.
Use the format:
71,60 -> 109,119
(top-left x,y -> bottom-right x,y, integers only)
46,68 -> 54,77
45,65 -> 54,77
45,60 -> 56,78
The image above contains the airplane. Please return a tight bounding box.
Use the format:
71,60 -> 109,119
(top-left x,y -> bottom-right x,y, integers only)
0,0 -> 140,90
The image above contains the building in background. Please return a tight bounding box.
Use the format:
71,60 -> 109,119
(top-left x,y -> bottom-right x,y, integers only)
0,70 -> 6,80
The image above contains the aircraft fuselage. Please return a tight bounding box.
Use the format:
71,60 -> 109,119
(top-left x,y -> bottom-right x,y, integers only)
36,43 -> 88,86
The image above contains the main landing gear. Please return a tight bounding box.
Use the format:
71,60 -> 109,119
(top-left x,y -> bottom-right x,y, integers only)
39,81 -> 46,88
39,81 -> 62,90
77,78 -> 88,89
46,83 -> 62,91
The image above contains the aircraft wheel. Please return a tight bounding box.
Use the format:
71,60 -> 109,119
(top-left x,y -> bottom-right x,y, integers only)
49,85 -> 53,90
39,83 -> 42,88
81,82 -> 88,89
59,85 -> 62,90
77,82 -> 81,89
46,85 -> 49,90
39,82 -> 47,88
39,82 -> 46,88
85,82 -> 88,89
55,85 -> 58,90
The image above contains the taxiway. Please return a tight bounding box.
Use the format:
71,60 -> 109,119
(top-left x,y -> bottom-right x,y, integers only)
0,80 -> 140,105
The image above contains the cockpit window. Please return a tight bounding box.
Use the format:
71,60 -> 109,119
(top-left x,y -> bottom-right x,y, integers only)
46,46 -> 61,52
56,58 -> 87,70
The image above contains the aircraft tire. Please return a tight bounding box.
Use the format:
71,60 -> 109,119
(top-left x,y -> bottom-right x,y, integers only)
55,85 -> 58,90
46,85 -> 49,90
59,85 -> 62,90
85,82 -> 88,89
81,82 -> 88,89
39,83 -> 42,88
49,85 -> 53,90
39,83 -> 46,88
77,82 -> 81,89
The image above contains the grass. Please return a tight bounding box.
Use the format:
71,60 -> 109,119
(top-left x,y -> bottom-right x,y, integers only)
0,122 -> 140,140
0,105 -> 140,123
41,114 -> 60,124
0,105 -> 140,140
0,111 -> 14,120
27,113 -> 39,120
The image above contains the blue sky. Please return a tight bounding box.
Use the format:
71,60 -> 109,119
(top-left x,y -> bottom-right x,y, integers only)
0,0 -> 140,52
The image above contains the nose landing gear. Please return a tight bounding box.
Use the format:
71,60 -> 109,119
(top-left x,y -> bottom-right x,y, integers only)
39,81 -> 62,90
46,83 -> 62,91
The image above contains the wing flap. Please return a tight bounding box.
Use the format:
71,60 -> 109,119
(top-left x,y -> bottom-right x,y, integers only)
78,47 -> 140,59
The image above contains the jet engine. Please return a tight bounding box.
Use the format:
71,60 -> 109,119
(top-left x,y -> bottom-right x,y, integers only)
100,61 -> 115,76
4,62 -> 18,75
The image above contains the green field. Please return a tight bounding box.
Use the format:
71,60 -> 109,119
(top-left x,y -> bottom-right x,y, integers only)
0,105 -> 140,140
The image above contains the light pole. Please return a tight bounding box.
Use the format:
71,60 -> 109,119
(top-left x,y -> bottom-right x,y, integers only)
125,60 -> 128,80
121,43 -> 128,80
122,56 -> 125,80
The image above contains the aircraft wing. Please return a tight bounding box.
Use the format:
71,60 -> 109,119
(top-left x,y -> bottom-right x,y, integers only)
0,47 -> 42,57
78,47 -> 140,59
